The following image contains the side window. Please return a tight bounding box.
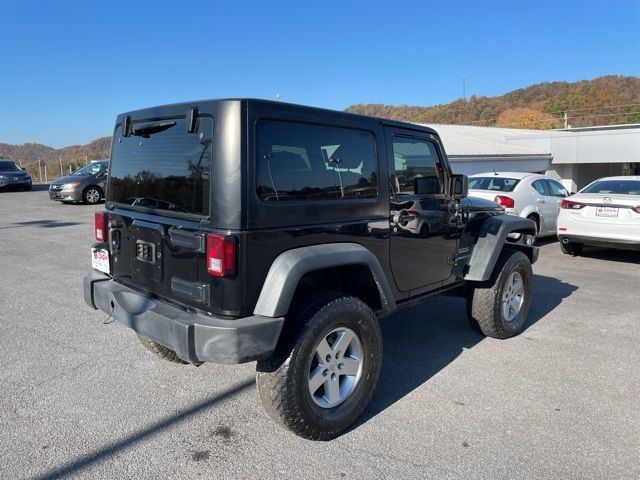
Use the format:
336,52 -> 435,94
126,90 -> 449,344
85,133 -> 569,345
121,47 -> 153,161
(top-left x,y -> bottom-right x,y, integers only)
390,137 -> 444,198
532,179 -> 551,196
256,120 -> 377,201
547,180 -> 569,197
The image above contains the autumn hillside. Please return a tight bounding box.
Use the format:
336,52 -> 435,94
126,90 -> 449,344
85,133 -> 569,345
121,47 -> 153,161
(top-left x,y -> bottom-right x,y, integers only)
0,136 -> 111,166
346,76 -> 640,129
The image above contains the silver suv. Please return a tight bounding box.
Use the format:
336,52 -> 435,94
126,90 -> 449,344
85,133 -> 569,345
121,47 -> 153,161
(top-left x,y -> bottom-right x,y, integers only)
49,160 -> 108,204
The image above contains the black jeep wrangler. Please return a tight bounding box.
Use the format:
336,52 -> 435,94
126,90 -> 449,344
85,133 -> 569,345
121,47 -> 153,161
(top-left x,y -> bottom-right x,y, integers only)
84,99 -> 538,440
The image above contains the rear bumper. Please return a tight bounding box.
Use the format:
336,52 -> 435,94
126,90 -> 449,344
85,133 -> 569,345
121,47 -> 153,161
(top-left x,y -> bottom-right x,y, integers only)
83,271 -> 284,364
558,234 -> 640,251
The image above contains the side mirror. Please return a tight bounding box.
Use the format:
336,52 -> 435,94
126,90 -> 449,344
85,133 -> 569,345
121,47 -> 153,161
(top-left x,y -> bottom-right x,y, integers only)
450,174 -> 468,200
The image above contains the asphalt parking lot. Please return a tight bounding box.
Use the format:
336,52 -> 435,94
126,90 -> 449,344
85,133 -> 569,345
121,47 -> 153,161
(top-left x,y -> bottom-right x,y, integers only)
1,186 -> 638,480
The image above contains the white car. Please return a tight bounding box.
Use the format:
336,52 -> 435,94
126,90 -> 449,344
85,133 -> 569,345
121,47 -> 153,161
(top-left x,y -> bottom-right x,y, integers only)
468,172 -> 569,244
557,176 -> 640,255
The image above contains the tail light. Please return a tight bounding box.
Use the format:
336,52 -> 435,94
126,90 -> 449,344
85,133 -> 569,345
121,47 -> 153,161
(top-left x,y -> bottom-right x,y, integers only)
494,195 -> 515,208
95,212 -> 107,241
206,234 -> 236,277
560,199 -> 585,209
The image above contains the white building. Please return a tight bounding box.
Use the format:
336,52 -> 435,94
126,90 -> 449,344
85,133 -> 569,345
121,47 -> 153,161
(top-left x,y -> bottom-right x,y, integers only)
425,123 -> 640,192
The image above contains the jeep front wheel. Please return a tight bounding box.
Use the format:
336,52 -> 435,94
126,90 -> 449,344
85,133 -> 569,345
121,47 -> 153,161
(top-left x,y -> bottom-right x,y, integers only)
466,250 -> 533,339
256,292 -> 383,441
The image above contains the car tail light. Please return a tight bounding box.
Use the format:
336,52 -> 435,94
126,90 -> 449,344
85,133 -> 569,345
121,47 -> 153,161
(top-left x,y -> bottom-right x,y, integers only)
95,212 -> 107,241
494,195 -> 515,208
560,199 -> 585,209
632,206 -> 640,214
206,234 -> 236,277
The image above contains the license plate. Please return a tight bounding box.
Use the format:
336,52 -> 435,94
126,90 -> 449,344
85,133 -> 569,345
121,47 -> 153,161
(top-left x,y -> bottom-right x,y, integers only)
595,207 -> 618,218
91,248 -> 110,274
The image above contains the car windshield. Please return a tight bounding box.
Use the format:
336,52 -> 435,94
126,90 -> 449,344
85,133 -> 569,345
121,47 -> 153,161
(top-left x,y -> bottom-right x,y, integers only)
73,163 -> 106,176
468,177 -> 520,192
580,180 -> 640,195
0,161 -> 21,172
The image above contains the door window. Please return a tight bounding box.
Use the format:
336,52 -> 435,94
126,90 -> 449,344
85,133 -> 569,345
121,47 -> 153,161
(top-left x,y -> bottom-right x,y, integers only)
390,137 -> 444,199
532,179 -> 551,196
546,180 -> 569,197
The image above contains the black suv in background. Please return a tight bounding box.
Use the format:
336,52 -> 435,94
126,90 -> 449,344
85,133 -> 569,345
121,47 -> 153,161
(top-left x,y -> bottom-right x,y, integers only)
0,160 -> 32,191
84,99 -> 538,440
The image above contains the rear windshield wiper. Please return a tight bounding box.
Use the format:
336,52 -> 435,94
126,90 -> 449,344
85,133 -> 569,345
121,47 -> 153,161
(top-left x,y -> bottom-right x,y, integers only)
130,121 -> 176,138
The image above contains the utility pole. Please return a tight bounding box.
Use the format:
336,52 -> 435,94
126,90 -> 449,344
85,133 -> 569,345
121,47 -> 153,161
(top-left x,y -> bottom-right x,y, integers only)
38,158 -> 42,183
59,154 -> 63,178
563,111 -> 568,129
85,153 -> 88,165
462,76 -> 467,101
44,164 -> 48,183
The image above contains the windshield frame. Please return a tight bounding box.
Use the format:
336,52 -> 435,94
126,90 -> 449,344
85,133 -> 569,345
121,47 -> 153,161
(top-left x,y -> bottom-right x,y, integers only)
72,162 -> 107,176
0,161 -> 22,172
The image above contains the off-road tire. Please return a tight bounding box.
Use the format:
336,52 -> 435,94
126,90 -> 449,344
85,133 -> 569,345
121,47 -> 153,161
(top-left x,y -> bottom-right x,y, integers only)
136,333 -> 188,364
83,186 -> 102,204
560,241 -> 583,256
466,250 -> 533,339
256,291 -> 383,441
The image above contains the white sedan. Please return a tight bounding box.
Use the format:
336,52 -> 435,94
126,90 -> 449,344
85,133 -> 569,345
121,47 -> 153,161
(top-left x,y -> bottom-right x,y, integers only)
468,172 -> 570,244
557,176 -> 640,255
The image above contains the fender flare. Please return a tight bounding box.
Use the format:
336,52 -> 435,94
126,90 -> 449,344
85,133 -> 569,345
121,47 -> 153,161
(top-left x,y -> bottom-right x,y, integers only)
253,243 -> 396,317
464,215 -> 538,282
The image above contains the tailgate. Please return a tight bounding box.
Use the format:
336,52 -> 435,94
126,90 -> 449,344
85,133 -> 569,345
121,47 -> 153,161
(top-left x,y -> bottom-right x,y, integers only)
105,114 -> 215,311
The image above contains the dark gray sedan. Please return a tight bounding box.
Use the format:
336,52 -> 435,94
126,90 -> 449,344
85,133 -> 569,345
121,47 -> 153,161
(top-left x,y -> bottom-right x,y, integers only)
0,160 -> 32,191
49,160 -> 108,204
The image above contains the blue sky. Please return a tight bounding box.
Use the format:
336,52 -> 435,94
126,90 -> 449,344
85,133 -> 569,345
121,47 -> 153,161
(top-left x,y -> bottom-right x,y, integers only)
1,0 -> 638,147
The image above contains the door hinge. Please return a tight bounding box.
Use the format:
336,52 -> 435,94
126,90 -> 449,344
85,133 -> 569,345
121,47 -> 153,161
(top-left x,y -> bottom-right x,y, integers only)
448,247 -> 470,265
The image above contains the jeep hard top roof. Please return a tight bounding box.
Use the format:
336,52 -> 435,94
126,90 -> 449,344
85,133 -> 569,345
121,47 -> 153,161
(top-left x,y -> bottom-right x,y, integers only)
116,98 -> 440,137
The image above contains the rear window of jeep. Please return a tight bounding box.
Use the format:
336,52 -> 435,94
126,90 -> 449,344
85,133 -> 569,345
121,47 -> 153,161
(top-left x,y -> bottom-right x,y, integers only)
108,117 -> 213,216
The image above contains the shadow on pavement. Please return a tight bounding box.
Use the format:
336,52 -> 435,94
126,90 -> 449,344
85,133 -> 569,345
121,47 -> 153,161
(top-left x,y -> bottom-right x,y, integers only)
35,379 -> 254,480
356,274 -> 577,427
578,247 -> 640,265
0,219 -> 81,230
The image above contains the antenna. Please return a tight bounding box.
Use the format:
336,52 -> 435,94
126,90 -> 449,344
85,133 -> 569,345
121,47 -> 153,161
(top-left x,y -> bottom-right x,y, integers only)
492,165 -> 498,175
